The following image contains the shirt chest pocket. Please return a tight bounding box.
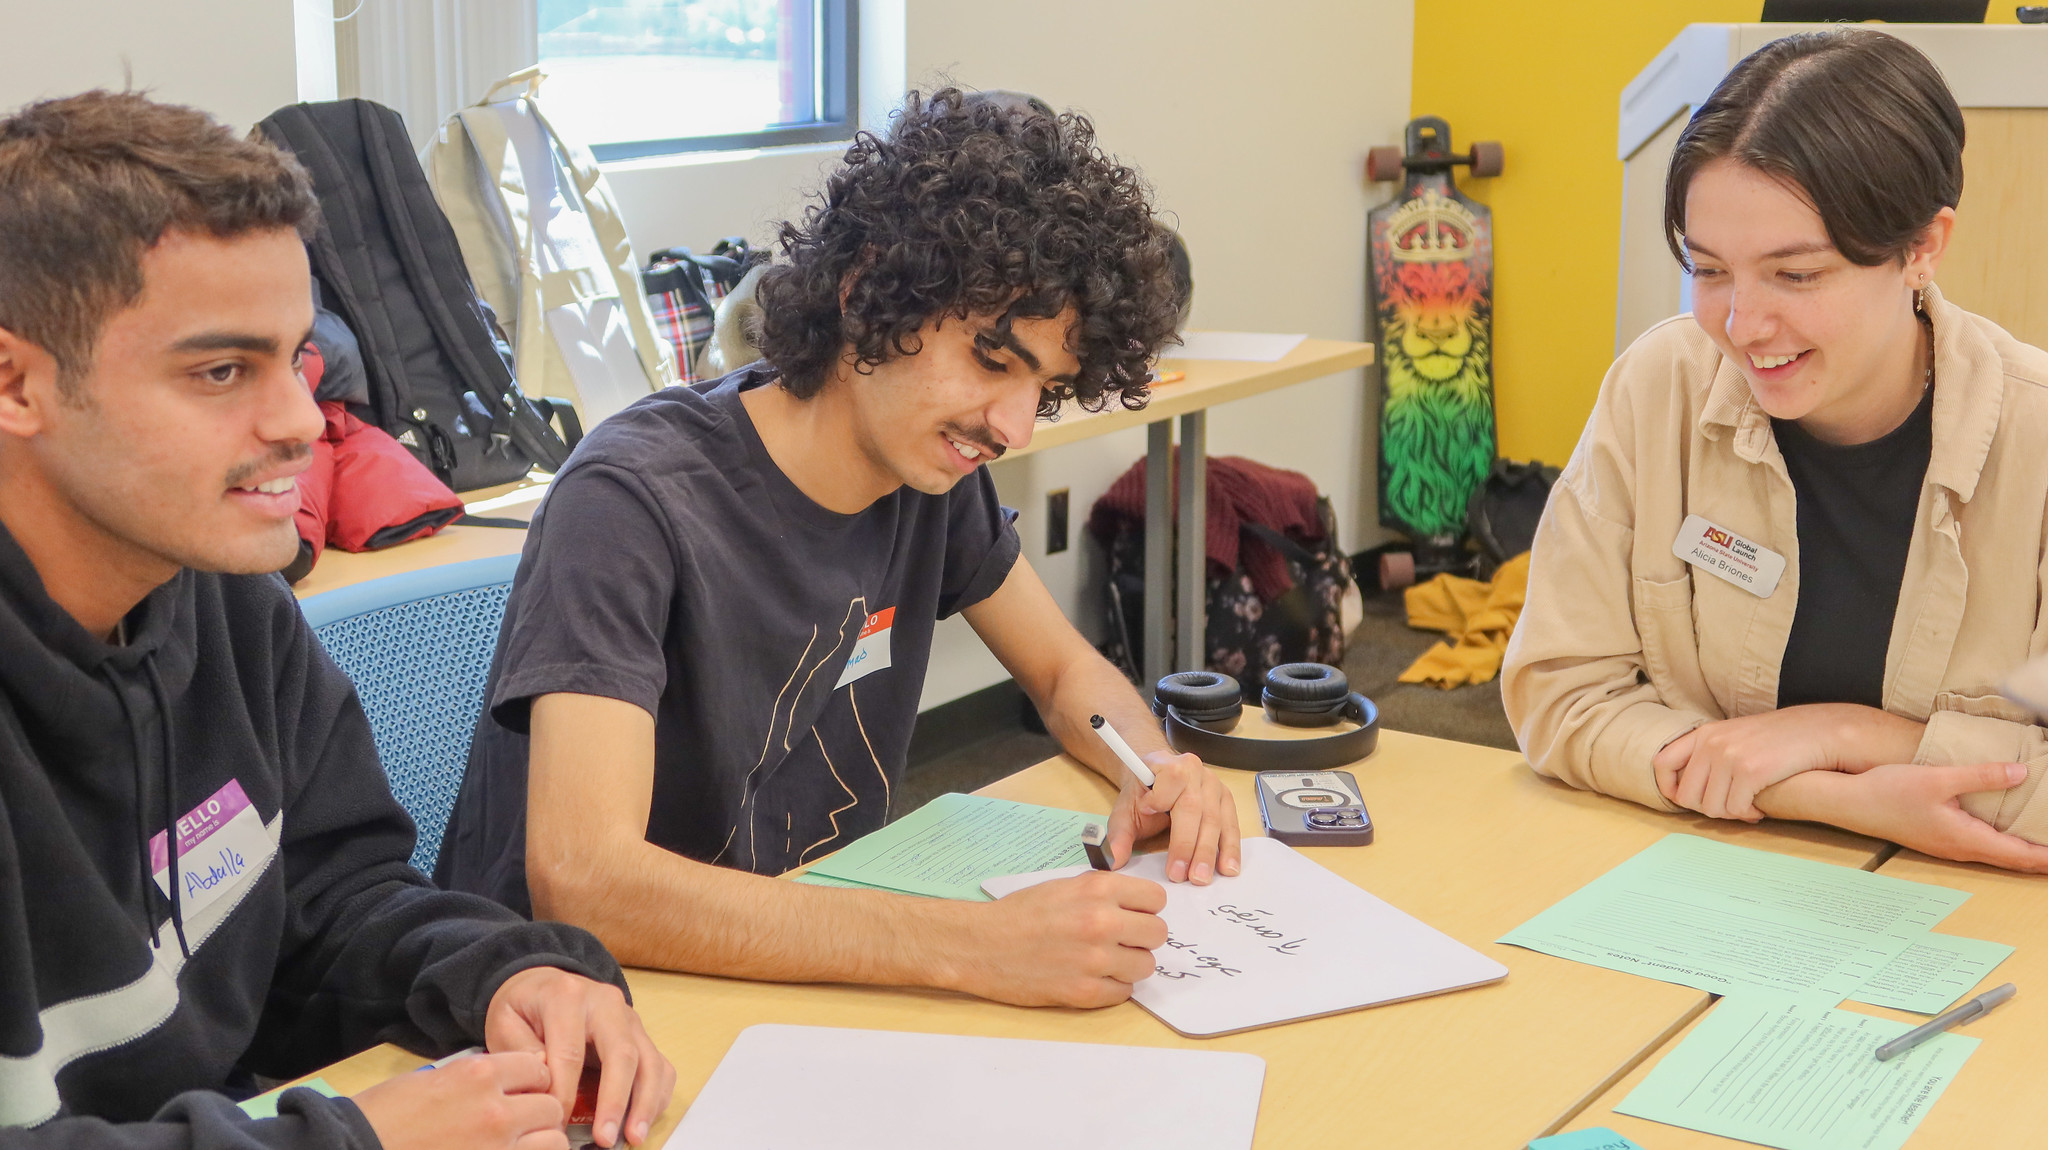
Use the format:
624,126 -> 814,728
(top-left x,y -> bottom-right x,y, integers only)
1632,573 -> 1723,719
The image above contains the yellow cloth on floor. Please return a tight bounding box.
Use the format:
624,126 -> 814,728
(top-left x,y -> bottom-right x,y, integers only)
1397,551 -> 1531,689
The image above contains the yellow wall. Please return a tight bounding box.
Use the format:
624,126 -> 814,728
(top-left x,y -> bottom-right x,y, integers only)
1408,1 -> 1757,467
1412,3 -> 2029,466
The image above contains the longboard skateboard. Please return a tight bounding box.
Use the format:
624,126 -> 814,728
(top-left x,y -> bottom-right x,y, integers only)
1367,117 -> 1502,588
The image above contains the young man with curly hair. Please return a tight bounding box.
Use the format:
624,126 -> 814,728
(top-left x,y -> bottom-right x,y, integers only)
0,93 -> 671,1150
439,90 -> 1239,1008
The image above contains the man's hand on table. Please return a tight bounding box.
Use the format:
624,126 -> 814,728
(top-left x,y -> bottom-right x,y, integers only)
484,966 -> 676,1148
951,869 -> 1168,1007
352,1052 -> 566,1150
1104,748 -> 1242,884
1655,704 -> 1925,822
1758,760 -> 2048,873
350,964 -> 675,1150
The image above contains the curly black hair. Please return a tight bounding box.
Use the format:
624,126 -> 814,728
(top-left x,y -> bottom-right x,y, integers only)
754,88 -> 1185,419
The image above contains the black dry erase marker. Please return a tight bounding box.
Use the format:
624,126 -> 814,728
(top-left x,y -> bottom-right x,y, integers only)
1081,822 -> 1112,870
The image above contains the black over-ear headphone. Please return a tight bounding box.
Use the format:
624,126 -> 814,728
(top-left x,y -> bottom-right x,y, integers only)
1152,662 -> 1379,771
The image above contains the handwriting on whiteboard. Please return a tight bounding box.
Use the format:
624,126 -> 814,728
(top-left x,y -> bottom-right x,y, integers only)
1154,903 -> 1312,980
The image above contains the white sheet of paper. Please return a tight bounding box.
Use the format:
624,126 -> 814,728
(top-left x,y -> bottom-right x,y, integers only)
984,836 -> 1507,1037
662,1024 -> 1265,1150
1163,331 -> 1309,362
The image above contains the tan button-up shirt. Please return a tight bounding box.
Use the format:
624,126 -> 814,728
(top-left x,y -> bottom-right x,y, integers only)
1502,288 -> 2048,841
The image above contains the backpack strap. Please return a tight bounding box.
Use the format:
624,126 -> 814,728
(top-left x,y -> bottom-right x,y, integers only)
257,106 -> 418,448
355,102 -> 571,473
526,94 -> 679,387
1241,522 -> 1324,569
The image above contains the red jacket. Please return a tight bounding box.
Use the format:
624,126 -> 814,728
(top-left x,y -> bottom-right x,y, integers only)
1087,455 -> 1327,602
293,344 -> 464,573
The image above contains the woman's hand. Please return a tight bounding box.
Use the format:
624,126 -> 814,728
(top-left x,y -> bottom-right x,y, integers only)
1758,761 -> 2048,873
1654,704 -> 1924,821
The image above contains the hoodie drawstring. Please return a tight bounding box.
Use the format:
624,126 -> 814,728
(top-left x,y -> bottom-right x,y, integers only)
100,657 -> 190,960
104,668 -> 163,952
143,659 -> 190,960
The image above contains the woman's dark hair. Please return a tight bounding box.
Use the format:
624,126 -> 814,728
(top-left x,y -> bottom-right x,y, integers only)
1664,29 -> 1964,270
755,88 -> 1185,418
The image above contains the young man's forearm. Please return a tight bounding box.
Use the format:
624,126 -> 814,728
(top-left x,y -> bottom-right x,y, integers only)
530,836 -> 983,988
1035,653 -> 1174,787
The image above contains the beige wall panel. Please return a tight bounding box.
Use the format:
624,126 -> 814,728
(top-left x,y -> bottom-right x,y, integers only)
1943,107 -> 2048,351
1617,111 -> 1687,355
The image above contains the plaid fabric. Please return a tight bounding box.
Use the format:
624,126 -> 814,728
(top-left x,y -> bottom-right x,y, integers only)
643,240 -> 753,386
645,262 -> 724,385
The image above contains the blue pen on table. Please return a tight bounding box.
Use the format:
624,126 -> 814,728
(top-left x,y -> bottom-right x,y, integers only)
1089,714 -> 1156,787
1874,982 -> 2016,1061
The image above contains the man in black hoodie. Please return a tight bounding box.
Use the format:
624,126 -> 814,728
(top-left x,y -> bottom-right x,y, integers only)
0,93 -> 673,1150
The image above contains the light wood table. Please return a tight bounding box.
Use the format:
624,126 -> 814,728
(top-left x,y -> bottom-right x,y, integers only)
293,339 -> 1376,684
291,478 -> 547,598
294,724 -> 1875,1148
1566,848 -> 2044,1148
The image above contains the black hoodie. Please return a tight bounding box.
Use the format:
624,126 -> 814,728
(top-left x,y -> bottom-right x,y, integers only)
0,520 -> 626,1147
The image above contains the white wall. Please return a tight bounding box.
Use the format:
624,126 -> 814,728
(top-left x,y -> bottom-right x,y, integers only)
6,0 -> 1413,712
607,0 -> 1415,709
0,0 -> 335,130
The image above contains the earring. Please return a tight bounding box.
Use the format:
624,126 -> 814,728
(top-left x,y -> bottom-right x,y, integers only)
1915,276 -> 1929,314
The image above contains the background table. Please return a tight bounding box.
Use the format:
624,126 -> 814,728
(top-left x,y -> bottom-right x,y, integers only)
1566,848 -> 2044,1148
294,338 -> 1375,685
297,723 -> 1880,1148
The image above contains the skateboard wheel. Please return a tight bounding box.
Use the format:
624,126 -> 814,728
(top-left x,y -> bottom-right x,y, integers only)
1468,140 -> 1504,178
1379,550 -> 1417,591
1366,145 -> 1404,183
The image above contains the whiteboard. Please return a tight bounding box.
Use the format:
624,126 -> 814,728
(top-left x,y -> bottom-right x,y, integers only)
984,836 -> 1508,1037
663,1025 -> 1265,1150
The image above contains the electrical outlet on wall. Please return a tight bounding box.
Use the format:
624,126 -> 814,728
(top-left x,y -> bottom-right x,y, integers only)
1046,488 -> 1070,554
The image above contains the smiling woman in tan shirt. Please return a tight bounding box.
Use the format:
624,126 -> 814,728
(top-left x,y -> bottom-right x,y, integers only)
1501,28 -> 2048,872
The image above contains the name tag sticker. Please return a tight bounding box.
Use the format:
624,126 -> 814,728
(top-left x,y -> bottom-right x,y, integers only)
150,779 -> 270,916
1672,514 -> 1786,598
834,607 -> 896,689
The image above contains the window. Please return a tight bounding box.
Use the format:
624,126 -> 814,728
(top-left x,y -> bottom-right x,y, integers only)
537,0 -> 857,161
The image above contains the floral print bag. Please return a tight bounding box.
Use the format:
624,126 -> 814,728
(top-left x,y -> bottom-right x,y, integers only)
1101,496 -> 1351,701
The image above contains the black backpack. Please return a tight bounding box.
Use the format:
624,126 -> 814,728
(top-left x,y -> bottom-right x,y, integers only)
1465,459 -> 1559,576
257,100 -> 575,491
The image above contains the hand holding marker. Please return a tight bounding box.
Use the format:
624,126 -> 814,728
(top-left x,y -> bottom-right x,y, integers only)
1089,712 -> 1241,883
1084,716 -> 1153,873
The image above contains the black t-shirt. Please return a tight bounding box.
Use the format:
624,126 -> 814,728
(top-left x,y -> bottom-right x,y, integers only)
436,365 -> 1020,910
1773,386 -> 1934,709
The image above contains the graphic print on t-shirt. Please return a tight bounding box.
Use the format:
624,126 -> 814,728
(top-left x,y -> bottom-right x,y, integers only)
724,596 -> 892,872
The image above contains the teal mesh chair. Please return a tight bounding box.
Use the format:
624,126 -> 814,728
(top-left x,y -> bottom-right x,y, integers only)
298,554 -> 520,874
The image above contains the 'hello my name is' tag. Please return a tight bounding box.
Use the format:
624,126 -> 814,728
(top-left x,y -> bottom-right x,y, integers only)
150,778 -> 271,917
834,607 -> 896,689
1672,514 -> 1785,598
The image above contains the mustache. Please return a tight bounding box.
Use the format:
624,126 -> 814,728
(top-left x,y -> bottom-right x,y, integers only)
223,441 -> 313,488
941,422 -> 1005,460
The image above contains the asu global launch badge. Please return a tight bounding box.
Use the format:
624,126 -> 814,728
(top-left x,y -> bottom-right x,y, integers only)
1672,514 -> 1786,598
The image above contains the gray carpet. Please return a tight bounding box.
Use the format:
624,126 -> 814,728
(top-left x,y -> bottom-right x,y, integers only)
1341,587 -> 1520,752
896,590 -> 1517,818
